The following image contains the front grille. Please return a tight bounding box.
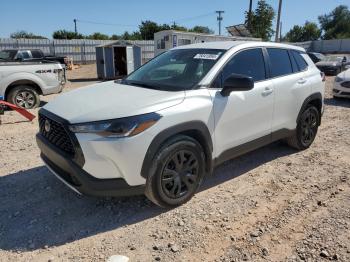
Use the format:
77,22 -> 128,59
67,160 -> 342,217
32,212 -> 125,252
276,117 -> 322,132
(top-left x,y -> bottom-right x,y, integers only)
39,113 -> 75,155
341,81 -> 350,88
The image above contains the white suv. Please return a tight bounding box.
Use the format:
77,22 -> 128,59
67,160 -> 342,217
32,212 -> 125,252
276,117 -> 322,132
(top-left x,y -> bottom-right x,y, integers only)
36,41 -> 325,207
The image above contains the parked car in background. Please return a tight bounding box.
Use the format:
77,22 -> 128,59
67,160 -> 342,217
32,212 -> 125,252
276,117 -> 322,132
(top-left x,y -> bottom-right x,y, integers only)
316,55 -> 350,75
36,41 -> 325,208
0,61 -> 66,109
333,68 -> 350,98
307,52 -> 325,64
0,49 -> 68,66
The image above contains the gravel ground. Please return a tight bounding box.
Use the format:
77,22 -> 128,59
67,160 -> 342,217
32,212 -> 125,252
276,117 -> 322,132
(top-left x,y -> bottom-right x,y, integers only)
0,65 -> 349,262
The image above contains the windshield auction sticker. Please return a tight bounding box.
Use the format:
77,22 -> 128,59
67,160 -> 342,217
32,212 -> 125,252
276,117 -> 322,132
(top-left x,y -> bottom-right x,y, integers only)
194,54 -> 220,60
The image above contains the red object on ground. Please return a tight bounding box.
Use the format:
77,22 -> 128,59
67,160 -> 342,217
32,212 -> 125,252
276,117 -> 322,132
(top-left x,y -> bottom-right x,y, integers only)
0,100 -> 36,121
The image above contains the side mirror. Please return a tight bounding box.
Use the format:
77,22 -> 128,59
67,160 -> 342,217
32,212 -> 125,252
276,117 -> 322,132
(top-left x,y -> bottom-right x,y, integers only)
221,73 -> 254,97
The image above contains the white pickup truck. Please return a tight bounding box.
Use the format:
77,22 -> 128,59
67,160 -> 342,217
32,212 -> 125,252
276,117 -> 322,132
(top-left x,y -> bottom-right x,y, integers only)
0,61 -> 65,109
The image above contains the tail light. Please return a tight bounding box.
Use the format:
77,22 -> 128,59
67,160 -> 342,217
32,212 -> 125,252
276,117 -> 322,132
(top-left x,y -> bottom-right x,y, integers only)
320,72 -> 326,82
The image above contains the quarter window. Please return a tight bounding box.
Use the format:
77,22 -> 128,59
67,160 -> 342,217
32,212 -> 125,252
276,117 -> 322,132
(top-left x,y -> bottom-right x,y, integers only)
267,48 -> 293,77
291,50 -> 308,71
222,48 -> 266,82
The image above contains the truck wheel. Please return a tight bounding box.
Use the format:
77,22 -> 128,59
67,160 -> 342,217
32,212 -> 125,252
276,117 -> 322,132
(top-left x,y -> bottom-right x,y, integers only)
145,135 -> 206,208
7,86 -> 40,109
287,105 -> 319,150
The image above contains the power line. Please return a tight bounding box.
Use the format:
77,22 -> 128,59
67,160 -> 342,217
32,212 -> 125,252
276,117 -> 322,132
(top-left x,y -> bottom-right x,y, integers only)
75,12 -> 217,32
172,12 -> 215,23
76,19 -> 137,27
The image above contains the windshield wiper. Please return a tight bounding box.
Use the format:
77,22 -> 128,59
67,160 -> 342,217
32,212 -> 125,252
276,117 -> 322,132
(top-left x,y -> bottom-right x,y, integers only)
121,80 -> 157,89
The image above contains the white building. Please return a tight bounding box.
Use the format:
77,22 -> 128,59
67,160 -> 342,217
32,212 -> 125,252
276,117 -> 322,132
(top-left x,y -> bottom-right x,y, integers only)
154,30 -> 261,55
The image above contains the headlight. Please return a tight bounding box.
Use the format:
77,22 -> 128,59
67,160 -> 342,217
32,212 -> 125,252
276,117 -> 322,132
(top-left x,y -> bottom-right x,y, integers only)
335,76 -> 344,82
69,112 -> 161,138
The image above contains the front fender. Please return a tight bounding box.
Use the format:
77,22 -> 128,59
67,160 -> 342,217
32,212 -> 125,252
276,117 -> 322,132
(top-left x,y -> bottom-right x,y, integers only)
140,121 -> 213,179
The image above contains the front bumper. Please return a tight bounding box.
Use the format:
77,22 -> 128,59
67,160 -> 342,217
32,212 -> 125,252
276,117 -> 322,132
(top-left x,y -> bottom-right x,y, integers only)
36,134 -> 145,197
42,83 -> 65,96
333,82 -> 350,98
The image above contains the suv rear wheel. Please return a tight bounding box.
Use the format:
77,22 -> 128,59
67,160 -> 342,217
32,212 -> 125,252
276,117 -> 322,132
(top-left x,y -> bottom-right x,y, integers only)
145,135 -> 206,208
7,85 -> 40,109
287,105 -> 320,150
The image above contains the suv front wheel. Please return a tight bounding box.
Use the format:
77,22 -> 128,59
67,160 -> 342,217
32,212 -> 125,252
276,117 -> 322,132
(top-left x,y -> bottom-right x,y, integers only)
145,135 -> 206,208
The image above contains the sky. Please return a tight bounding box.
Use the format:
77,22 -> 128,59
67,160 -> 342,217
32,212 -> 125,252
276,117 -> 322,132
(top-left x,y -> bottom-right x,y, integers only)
0,0 -> 348,39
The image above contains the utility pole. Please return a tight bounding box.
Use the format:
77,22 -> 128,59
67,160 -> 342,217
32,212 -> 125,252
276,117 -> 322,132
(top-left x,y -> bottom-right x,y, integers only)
74,19 -> 77,34
247,0 -> 253,31
280,21 -> 283,41
275,0 -> 282,42
216,11 -> 224,35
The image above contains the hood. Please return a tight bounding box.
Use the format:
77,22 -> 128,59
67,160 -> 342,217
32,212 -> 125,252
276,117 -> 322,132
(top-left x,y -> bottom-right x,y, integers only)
44,81 -> 185,123
337,68 -> 350,78
316,61 -> 341,67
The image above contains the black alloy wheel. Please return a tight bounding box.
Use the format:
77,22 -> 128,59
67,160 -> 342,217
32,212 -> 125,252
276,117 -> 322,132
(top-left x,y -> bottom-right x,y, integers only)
145,135 -> 206,208
161,149 -> 199,199
287,105 -> 320,150
299,107 -> 318,147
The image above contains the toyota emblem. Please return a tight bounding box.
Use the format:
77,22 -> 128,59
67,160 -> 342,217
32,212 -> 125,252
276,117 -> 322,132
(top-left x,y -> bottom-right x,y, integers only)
44,120 -> 51,133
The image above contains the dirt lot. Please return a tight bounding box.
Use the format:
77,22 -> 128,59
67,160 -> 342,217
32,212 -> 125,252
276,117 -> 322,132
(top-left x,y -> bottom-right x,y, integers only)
0,65 -> 349,262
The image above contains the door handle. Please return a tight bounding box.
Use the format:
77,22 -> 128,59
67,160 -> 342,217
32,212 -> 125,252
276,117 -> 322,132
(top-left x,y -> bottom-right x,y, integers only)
298,78 -> 307,84
262,87 -> 273,96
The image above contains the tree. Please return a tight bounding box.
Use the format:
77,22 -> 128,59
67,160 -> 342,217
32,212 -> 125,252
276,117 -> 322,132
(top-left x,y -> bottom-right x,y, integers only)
87,32 -> 110,40
284,21 -> 321,42
52,30 -> 84,39
170,23 -> 188,32
190,26 -> 214,34
302,22 -> 321,41
120,31 -> 131,40
110,34 -> 120,40
245,0 -> 275,40
284,25 -> 304,42
318,5 -> 350,39
129,31 -> 143,40
139,20 -> 160,40
10,30 -> 46,39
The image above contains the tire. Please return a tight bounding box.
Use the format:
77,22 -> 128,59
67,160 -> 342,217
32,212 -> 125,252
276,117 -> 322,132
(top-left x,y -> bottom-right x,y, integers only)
287,105 -> 320,150
7,85 -> 40,109
145,135 -> 206,208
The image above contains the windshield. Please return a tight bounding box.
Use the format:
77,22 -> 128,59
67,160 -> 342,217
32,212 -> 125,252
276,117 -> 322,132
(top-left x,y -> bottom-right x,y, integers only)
324,56 -> 343,62
314,53 -> 325,60
123,48 -> 225,91
0,50 -> 17,60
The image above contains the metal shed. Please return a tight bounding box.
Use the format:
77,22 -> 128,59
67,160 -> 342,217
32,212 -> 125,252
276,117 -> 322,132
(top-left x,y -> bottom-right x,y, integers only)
96,41 -> 141,79
154,30 -> 261,56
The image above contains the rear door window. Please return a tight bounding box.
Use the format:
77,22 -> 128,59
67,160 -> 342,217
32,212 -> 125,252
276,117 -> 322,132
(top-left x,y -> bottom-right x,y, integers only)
31,50 -> 43,58
267,48 -> 293,78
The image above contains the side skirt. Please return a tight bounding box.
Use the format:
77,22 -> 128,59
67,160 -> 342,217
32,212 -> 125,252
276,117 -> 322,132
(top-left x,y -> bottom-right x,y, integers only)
214,128 -> 295,167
